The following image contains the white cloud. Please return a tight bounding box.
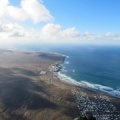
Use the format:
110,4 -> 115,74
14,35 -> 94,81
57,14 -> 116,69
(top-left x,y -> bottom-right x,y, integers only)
0,23 -> 81,44
0,23 -> 29,42
40,23 -> 61,40
0,0 -> 53,23
104,32 -> 120,40
40,23 -> 80,42
21,0 -> 53,23
0,0 -> 120,45
39,24 -> 104,43
0,22 -> 120,45
81,32 -> 100,41
62,27 -> 80,38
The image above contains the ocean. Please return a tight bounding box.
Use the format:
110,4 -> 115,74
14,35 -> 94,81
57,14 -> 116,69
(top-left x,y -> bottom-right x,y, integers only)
1,43 -> 120,97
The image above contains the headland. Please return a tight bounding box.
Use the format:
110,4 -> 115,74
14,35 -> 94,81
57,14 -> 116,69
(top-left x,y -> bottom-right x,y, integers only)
0,49 -> 119,120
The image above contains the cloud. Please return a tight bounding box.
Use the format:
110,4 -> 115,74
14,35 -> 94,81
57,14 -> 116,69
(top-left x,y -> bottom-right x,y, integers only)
104,32 -> 120,40
40,23 -> 80,42
0,0 -> 53,23
81,32 -> 100,41
62,27 -> 80,38
40,23 -> 61,40
0,22 -> 120,45
0,23 -> 29,39
1,22 -> 117,44
0,23 -> 81,44
0,0 -> 120,45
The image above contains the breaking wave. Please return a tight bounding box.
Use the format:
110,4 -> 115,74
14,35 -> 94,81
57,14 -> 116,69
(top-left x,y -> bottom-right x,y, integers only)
57,72 -> 120,98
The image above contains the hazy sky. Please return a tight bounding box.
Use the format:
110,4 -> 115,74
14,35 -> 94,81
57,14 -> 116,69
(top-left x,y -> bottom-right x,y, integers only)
0,0 -> 120,45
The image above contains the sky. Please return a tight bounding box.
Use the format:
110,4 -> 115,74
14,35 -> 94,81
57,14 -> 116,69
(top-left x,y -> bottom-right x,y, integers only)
0,0 -> 120,45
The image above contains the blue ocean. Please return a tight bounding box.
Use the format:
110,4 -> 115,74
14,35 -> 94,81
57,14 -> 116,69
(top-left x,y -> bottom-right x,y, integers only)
1,43 -> 120,97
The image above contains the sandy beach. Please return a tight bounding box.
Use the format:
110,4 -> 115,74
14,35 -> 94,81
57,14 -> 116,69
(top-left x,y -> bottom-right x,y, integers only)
0,50 -> 119,120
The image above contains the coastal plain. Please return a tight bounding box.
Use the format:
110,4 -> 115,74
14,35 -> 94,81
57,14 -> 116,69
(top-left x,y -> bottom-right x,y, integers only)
0,50 -> 119,120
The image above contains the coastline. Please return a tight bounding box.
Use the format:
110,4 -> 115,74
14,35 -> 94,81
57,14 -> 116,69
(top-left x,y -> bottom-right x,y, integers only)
54,55 -> 120,99
0,49 -> 119,120
53,61 -> 120,112
0,49 -> 80,120
1,48 -> 120,99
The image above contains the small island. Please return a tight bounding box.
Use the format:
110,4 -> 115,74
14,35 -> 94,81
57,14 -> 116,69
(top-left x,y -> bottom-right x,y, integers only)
0,50 -> 119,120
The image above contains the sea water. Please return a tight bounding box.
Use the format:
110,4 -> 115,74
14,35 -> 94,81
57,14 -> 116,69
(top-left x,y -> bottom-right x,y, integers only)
1,43 -> 120,97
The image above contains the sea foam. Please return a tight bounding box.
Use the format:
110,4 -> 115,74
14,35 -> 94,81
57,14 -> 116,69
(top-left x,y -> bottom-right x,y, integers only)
65,61 -> 70,64
57,72 -> 120,98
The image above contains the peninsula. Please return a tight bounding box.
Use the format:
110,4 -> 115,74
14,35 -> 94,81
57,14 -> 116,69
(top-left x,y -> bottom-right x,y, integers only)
0,50 -> 119,120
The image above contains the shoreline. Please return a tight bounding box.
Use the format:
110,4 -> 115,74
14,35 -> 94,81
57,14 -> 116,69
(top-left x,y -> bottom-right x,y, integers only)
0,49 -> 80,120
0,49 -> 119,120
1,48 -> 120,99
54,56 -> 120,99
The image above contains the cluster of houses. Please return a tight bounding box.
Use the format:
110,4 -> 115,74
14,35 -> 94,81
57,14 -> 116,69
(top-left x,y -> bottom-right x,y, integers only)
72,89 -> 120,120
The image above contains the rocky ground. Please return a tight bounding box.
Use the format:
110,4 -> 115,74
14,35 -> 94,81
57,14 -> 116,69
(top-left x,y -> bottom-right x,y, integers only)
0,50 -> 79,120
0,50 -> 119,120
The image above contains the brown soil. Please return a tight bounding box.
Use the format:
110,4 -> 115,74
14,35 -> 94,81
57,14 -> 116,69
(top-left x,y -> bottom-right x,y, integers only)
0,50 -> 119,120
